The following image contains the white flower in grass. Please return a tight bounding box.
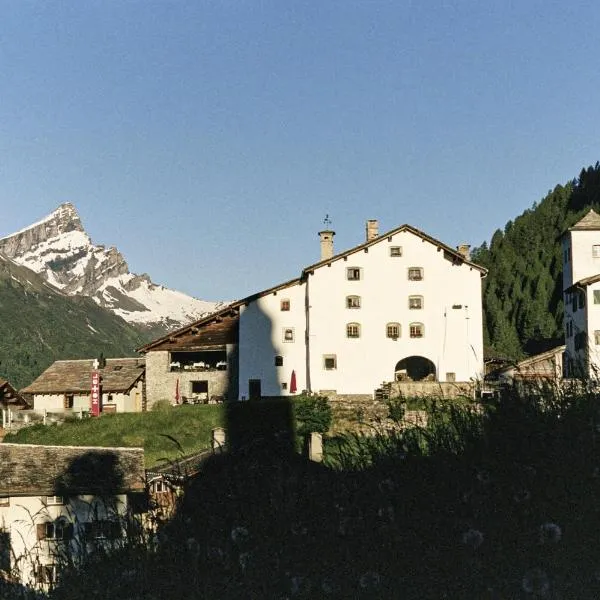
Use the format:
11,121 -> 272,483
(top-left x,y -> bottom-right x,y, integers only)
522,568 -> 550,596
230,525 -> 249,545
539,522 -> 562,544
359,571 -> 381,590
461,528 -> 484,550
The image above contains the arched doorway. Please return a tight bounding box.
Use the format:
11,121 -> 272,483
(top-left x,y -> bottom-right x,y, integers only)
394,356 -> 436,382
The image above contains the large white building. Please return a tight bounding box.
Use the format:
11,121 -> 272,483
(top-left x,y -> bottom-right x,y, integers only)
140,219 -> 486,403
238,220 -> 486,398
562,209 -> 600,378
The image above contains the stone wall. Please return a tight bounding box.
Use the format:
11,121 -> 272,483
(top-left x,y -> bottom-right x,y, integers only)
145,350 -> 234,407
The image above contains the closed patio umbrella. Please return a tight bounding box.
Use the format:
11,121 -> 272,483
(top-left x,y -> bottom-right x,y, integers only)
290,370 -> 297,394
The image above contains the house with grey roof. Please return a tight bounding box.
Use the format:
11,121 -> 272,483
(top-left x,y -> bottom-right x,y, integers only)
21,357 -> 146,414
0,443 -> 145,589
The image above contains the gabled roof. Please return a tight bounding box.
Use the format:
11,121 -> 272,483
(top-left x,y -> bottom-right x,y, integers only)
569,209 -> 600,231
302,224 -> 487,276
137,278 -> 301,353
21,358 -> 145,395
514,345 -> 566,369
0,443 -> 145,496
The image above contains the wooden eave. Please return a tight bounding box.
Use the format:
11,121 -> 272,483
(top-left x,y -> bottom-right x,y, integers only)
301,224 -> 488,278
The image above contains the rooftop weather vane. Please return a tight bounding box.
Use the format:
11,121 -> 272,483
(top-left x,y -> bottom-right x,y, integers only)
323,214 -> 332,229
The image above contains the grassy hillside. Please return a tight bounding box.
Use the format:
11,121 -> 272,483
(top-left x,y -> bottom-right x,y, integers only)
0,255 -> 152,388
3,404 -> 223,467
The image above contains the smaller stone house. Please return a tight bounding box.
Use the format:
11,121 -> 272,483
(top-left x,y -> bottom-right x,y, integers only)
0,443 -> 145,589
21,358 -> 146,413
498,345 -> 565,388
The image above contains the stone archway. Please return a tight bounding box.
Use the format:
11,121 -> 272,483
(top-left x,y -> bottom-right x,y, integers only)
394,356 -> 437,382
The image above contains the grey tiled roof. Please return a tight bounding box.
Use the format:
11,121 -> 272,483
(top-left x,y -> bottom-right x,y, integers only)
21,358 -> 145,394
570,209 -> 600,230
0,443 -> 145,496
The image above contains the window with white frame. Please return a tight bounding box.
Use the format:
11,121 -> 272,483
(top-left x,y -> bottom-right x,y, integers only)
323,355 -> 337,370
283,328 -> 295,342
389,246 -> 403,257
408,267 -> 423,281
38,519 -> 72,542
386,322 -> 400,339
409,322 -> 424,338
346,323 -> 361,338
346,267 -> 361,281
409,295 -> 423,309
593,245 -> 600,258
46,496 -> 63,505
346,295 -> 361,309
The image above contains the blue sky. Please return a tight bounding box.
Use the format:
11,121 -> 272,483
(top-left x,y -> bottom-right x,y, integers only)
1,1 -> 599,301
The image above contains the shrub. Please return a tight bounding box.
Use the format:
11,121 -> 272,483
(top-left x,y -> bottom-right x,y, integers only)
293,394 -> 332,437
151,399 -> 172,412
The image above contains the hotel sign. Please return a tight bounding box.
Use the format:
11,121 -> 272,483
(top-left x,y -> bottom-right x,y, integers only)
91,371 -> 101,416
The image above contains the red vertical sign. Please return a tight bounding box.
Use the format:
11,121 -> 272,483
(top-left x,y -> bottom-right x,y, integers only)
91,371 -> 101,416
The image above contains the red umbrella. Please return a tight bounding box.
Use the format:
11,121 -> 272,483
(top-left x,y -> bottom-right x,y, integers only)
175,378 -> 180,404
290,370 -> 297,394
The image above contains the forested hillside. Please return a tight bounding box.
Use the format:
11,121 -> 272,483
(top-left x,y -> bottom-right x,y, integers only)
0,255 -> 151,388
473,163 -> 600,359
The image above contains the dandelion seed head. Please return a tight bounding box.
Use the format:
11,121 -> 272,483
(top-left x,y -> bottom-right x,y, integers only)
539,522 -> 562,544
461,528 -> 484,550
231,525 -> 249,545
522,568 -> 550,596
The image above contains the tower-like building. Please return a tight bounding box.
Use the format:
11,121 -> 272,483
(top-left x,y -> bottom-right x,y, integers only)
562,209 -> 600,378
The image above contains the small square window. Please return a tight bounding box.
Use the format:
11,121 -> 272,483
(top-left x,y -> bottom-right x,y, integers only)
283,328 -> 295,342
593,245 -> 600,258
346,267 -> 361,281
408,267 -> 423,281
595,331 -> 600,346
323,355 -> 337,370
409,323 -> 424,338
280,299 -> 290,311
346,295 -> 361,309
346,323 -> 361,338
0,497 -> 9,507
46,496 -> 64,505
594,290 -> 600,304
446,372 -> 456,382
389,246 -> 402,257
386,323 -> 400,339
409,296 -> 423,309
275,355 -> 283,367
281,382 -> 288,390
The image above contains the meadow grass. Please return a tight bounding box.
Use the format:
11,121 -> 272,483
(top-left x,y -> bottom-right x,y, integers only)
3,404 -> 224,467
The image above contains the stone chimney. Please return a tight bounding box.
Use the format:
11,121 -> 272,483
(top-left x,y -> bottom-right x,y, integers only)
366,219 -> 379,242
456,243 -> 471,261
318,229 -> 335,261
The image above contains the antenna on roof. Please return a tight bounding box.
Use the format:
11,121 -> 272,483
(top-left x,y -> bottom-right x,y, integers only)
323,214 -> 332,229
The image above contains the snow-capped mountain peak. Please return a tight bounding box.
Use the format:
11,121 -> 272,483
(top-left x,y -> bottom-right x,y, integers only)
0,204 -> 224,331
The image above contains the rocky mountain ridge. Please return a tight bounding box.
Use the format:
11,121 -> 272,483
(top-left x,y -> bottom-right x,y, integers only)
0,203 -> 224,332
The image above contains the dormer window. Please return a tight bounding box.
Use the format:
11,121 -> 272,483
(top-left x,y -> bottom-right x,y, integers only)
346,267 -> 361,281
408,267 -> 423,281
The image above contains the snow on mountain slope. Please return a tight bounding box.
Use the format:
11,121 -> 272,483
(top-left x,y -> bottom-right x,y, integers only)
0,203 -> 225,331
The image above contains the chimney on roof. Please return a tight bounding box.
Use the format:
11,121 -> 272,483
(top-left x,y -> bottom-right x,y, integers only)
456,243 -> 471,261
318,229 -> 335,261
366,219 -> 379,242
